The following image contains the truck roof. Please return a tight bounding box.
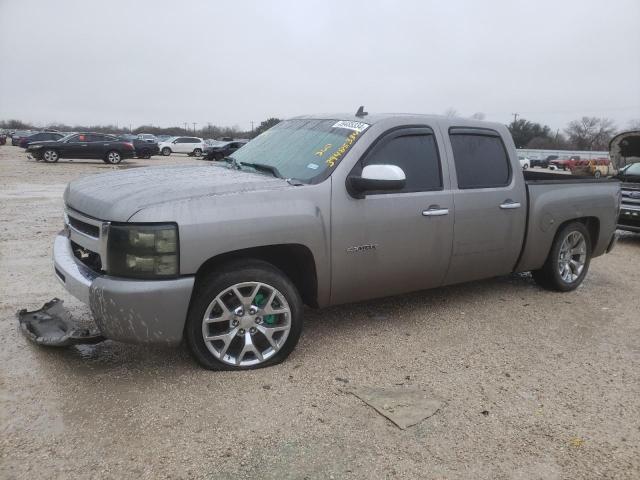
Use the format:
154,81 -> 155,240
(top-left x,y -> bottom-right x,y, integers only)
291,112 -> 506,132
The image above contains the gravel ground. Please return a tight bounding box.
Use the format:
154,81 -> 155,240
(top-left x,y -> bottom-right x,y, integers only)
1,144 -> 639,479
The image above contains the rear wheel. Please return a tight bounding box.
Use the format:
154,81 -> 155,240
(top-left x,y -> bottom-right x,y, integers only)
594,170 -> 602,178
186,260 -> 303,370
105,150 -> 122,164
193,148 -> 202,157
42,149 -> 59,163
532,222 -> 591,292
162,147 -> 171,156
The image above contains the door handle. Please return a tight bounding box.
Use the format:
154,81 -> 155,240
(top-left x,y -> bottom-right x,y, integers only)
499,201 -> 521,209
422,206 -> 449,216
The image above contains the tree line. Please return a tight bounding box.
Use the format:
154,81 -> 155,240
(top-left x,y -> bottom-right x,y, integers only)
2,115 -> 638,150
0,118 -> 282,140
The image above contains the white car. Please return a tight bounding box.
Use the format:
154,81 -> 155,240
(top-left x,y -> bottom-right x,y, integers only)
518,156 -> 530,170
158,136 -> 205,156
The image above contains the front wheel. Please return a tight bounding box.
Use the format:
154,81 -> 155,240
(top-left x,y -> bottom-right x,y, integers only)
186,260 -> 303,370
105,150 -> 122,164
42,149 -> 59,163
162,147 -> 171,156
532,222 -> 591,292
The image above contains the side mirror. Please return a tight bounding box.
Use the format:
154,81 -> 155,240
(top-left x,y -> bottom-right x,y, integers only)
347,164 -> 406,198
172,140 -> 178,144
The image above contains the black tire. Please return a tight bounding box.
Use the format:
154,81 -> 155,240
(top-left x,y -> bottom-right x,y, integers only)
42,149 -> 59,163
140,149 -> 150,159
594,170 -> 602,178
214,152 -> 223,161
532,222 -> 592,292
185,259 -> 303,371
193,148 -> 202,157
162,147 -> 171,156
105,150 -> 122,164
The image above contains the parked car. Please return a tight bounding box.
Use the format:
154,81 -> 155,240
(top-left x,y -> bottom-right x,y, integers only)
530,155 -> 557,168
156,135 -> 172,143
615,161 -> 640,232
518,156 -> 530,169
117,136 -> 159,159
44,113 -> 620,370
0,133 -> 6,145
157,136 -> 205,156
26,132 -> 135,164
137,133 -> 158,143
202,140 -> 249,160
18,131 -> 65,148
11,130 -> 35,146
550,155 -> 582,171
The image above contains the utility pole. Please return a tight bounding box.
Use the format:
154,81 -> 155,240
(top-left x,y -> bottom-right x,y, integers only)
183,122 -> 188,134
511,113 -> 519,123
192,122 -> 197,133
250,121 -> 254,133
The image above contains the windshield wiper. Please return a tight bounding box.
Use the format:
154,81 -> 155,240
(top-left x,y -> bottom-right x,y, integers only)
224,156 -> 241,170
240,161 -> 283,179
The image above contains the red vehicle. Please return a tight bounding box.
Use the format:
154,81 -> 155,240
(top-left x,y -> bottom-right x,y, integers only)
550,155 -> 581,170
0,134 -> 6,145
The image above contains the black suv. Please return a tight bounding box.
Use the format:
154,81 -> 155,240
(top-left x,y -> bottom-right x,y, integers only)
617,163 -> 640,232
202,140 -> 248,161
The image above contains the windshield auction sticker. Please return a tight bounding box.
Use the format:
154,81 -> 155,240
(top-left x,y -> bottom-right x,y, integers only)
331,120 -> 370,132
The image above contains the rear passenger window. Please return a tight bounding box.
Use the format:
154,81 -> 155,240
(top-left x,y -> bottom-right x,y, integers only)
449,131 -> 511,189
362,132 -> 442,193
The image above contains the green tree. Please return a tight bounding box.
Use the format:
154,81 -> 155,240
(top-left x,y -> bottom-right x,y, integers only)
507,118 -> 553,148
253,118 -> 281,137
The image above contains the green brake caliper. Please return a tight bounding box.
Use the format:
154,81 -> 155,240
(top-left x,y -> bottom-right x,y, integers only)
254,293 -> 277,325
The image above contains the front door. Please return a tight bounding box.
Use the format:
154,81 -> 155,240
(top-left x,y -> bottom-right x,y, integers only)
60,134 -> 89,158
330,127 -> 454,305
443,128 -> 527,285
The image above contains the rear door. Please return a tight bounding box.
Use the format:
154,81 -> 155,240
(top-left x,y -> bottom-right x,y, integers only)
443,128 -> 526,284
85,134 -> 110,158
331,126 -> 454,304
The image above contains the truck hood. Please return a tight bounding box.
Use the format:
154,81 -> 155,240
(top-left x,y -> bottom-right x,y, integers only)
64,164 -> 292,221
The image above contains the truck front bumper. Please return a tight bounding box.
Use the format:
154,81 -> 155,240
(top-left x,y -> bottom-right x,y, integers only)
53,233 -> 195,345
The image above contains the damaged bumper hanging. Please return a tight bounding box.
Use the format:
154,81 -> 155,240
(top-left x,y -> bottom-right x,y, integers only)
17,298 -> 105,347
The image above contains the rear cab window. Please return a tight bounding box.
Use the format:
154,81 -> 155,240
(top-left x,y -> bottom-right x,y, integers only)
449,128 -> 511,189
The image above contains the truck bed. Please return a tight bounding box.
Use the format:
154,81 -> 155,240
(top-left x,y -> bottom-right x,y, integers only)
516,171 -> 620,273
524,170 -> 619,184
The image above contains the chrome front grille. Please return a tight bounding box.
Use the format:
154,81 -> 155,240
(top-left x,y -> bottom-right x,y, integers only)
64,207 -> 110,272
621,186 -> 640,210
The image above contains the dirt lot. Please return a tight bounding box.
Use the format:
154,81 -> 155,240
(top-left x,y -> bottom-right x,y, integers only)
0,144 -> 639,479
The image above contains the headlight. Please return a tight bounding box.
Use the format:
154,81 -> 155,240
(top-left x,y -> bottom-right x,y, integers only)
107,224 -> 179,279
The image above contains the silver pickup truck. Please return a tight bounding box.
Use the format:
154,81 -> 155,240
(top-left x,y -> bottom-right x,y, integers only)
49,113 -> 620,370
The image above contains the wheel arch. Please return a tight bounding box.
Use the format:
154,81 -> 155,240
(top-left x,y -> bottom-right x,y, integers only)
192,244 -> 319,308
550,216 -> 600,254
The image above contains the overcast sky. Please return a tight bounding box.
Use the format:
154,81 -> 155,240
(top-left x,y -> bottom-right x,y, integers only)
1,0 -> 639,131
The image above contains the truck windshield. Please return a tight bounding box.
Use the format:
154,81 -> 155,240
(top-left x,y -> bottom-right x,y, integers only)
230,119 -> 370,182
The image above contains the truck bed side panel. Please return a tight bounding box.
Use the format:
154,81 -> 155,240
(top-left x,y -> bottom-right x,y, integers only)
515,181 -> 619,272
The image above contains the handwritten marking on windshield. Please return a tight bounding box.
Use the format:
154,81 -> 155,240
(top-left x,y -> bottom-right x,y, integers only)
326,132 -> 359,168
315,144 -> 333,157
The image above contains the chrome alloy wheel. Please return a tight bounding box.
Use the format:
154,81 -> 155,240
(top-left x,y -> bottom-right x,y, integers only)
43,150 -> 58,162
107,151 -> 121,164
557,231 -> 587,283
201,282 -> 292,367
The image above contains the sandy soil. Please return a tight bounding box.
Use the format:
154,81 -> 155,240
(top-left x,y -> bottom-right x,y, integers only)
1,144 -> 639,479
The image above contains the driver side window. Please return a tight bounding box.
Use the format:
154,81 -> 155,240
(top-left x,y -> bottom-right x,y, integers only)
359,131 -> 443,193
